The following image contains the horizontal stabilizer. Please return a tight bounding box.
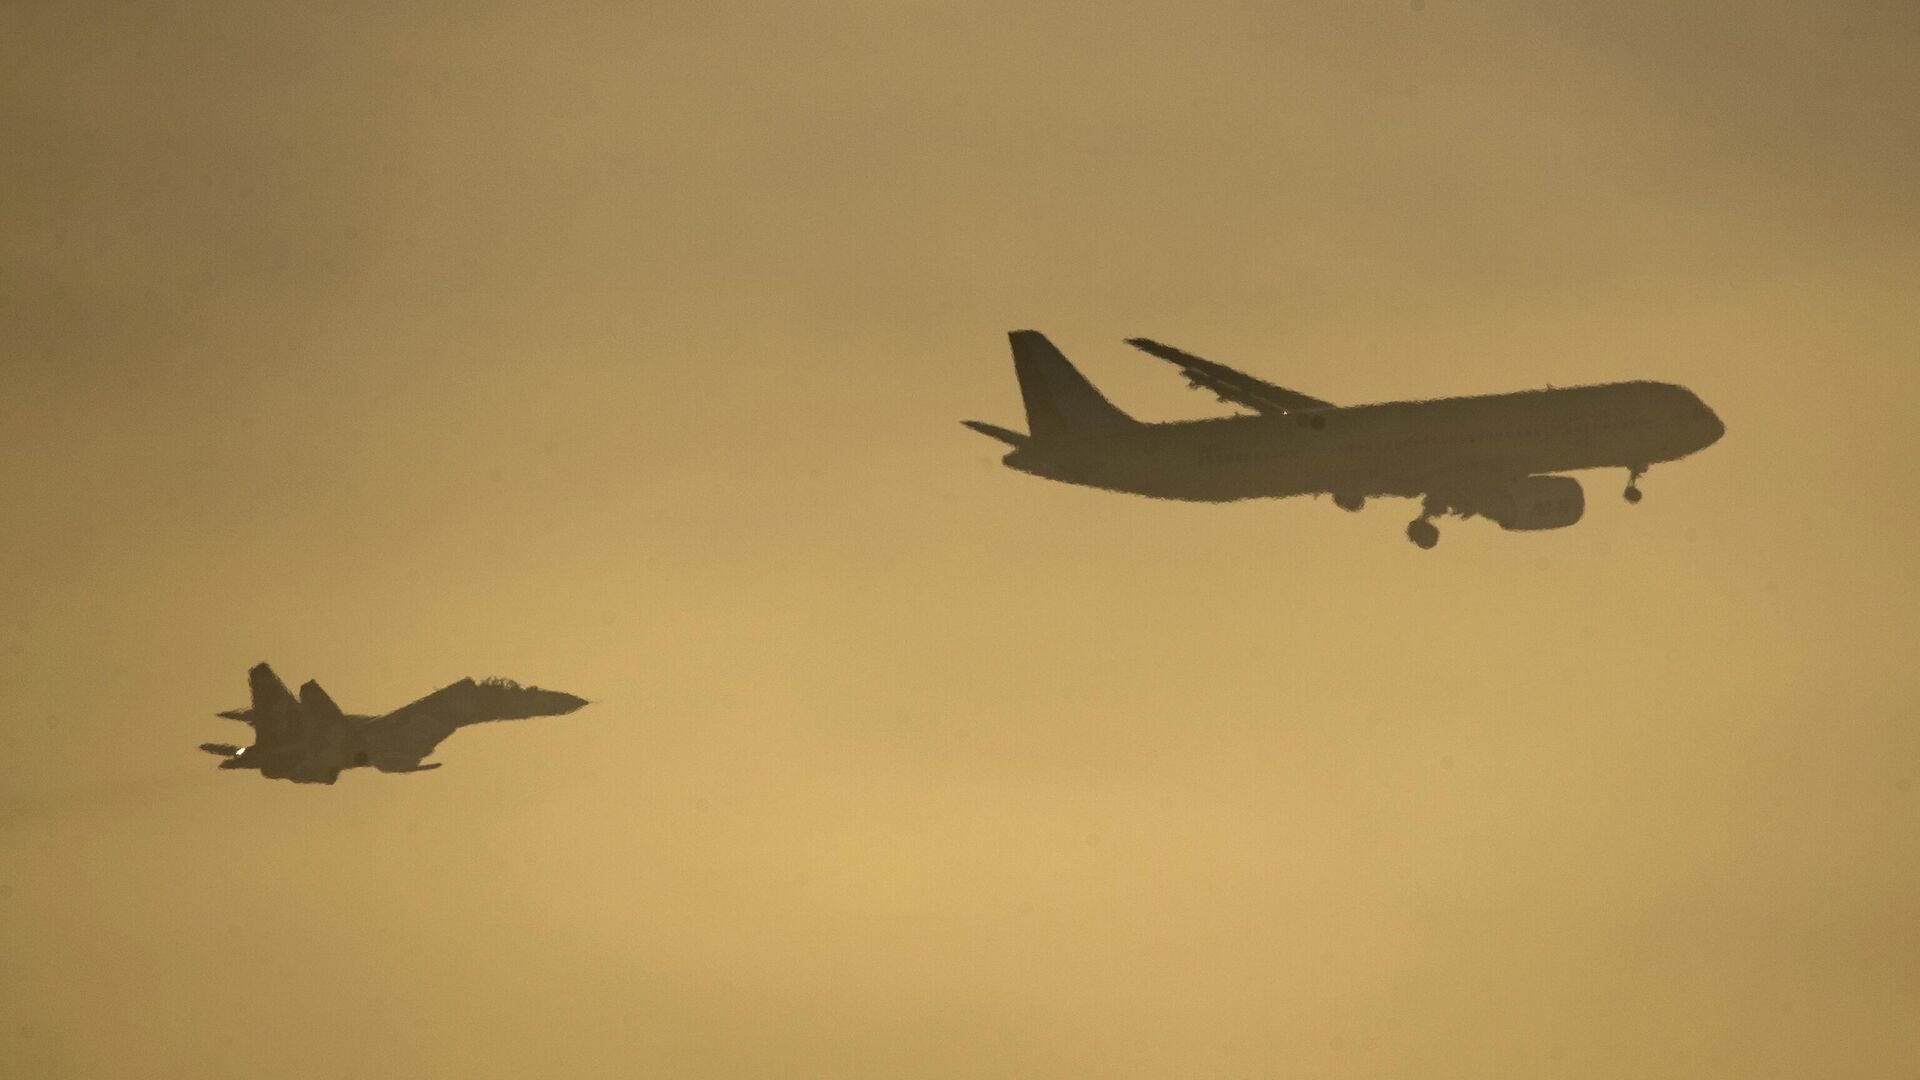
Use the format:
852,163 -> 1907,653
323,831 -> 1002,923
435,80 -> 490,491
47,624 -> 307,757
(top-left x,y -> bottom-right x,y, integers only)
961,420 -> 1029,447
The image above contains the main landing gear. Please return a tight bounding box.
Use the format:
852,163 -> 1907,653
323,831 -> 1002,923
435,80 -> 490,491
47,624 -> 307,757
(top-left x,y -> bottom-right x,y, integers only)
1405,494 -> 1445,549
1624,465 -> 1647,504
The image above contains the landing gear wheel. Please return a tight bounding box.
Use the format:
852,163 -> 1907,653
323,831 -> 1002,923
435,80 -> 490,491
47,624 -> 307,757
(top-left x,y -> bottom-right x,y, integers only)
1625,465 -> 1647,504
1406,518 -> 1440,549
1623,485 -> 1643,504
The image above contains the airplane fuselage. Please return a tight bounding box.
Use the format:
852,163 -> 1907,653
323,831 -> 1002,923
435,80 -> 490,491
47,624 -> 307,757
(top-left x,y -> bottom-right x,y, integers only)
1001,380 -> 1724,503
216,715 -> 421,784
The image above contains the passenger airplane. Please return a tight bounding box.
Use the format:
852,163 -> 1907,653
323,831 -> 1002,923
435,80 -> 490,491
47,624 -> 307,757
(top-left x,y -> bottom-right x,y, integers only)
964,331 -> 1724,548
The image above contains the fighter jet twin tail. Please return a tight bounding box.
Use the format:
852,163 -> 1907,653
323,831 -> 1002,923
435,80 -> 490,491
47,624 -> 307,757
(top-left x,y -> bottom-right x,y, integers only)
201,663 -> 588,785
965,331 -> 1724,548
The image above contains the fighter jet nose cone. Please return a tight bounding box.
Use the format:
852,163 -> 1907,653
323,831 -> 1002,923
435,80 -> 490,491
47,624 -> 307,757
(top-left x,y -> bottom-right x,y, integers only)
531,688 -> 589,714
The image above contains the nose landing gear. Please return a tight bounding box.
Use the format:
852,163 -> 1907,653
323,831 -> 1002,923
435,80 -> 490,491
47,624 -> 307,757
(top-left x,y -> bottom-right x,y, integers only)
1625,465 -> 1647,504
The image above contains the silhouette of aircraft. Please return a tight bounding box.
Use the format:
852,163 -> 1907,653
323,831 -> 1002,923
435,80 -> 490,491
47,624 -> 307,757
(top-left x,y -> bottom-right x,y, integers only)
199,663 -> 589,784
964,331 -> 1725,548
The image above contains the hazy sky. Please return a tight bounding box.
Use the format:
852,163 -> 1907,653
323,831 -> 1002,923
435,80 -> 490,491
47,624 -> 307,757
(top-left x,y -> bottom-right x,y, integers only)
3,2 -> 1917,1077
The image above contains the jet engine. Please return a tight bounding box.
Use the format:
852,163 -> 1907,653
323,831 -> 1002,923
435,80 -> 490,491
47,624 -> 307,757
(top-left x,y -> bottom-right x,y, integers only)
1479,475 -> 1584,531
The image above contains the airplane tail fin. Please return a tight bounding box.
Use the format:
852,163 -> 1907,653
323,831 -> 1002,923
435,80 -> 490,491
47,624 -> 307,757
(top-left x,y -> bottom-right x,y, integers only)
1007,330 -> 1135,441
298,680 -> 343,720
248,663 -> 297,716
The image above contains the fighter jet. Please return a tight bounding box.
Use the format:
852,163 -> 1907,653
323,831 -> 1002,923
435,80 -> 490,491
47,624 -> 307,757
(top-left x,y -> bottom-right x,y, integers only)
964,331 -> 1725,548
199,663 -> 589,784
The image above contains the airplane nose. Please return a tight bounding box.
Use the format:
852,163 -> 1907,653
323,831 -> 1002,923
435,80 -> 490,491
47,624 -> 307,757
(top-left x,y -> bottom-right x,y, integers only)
1701,404 -> 1725,445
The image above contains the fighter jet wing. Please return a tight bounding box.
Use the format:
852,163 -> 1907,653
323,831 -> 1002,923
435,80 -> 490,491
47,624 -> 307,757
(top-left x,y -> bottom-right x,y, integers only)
362,710 -> 462,762
1124,337 -> 1334,415
359,681 -> 475,758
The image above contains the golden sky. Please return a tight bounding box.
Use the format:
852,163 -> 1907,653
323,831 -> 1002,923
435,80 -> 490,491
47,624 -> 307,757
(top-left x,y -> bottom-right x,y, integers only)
3,2 -> 1916,1077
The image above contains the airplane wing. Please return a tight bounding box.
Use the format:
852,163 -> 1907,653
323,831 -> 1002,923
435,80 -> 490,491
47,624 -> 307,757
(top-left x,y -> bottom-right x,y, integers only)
359,681 -> 478,760
1351,457 -> 1537,517
362,710 -> 463,763
1124,338 -> 1334,415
